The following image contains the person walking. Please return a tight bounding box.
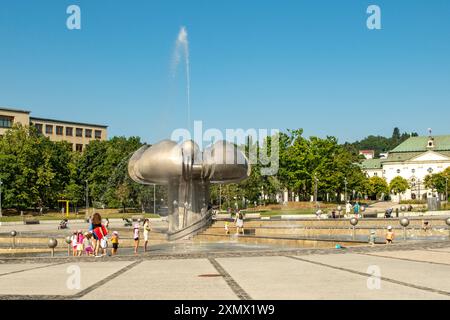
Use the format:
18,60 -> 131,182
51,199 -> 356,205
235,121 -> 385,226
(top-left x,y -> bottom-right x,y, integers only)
133,224 -> 140,254
353,202 -> 360,218
143,219 -> 151,252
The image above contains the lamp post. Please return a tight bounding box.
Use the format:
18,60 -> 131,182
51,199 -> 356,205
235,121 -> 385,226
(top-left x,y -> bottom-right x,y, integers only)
0,179 -> 3,218
85,180 -> 89,219
153,184 -> 156,215
219,184 -> 222,211
344,178 -> 348,202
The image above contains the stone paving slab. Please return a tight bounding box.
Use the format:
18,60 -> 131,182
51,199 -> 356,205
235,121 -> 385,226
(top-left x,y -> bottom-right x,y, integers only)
216,256 -> 446,300
0,263 -> 54,276
429,247 -> 450,253
366,250 -> 450,265
81,259 -> 237,300
298,253 -> 450,295
0,261 -> 133,296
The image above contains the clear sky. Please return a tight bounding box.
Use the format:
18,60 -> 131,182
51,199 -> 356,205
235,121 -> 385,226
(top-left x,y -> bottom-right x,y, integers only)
1,0 -> 449,144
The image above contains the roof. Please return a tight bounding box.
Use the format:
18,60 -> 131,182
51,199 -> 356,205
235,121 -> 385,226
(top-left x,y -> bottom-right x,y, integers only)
391,135 -> 450,153
30,117 -> 108,129
360,159 -> 383,170
0,106 -> 31,114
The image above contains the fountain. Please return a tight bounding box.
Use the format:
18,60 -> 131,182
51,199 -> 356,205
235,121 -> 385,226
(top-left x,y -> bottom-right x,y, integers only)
128,139 -> 250,240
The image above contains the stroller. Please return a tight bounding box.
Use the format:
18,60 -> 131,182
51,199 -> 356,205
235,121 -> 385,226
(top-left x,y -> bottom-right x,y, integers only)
123,218 -> 132,227
58,219 -> 69,230
384,208 -> 393,218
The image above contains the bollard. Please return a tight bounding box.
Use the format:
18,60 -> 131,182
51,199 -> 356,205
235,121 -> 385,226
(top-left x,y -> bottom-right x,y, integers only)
400,206 -> 407,217
65,236 -> 72,256
350,218 -> 358,240
10,230 -> 17,249
445,218 -> 450,239
400,217 -> 410,240
48,238 -> 58,257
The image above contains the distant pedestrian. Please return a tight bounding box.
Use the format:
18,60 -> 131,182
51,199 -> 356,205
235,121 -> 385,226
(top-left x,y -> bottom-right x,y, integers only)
133,224 -> 140,254
345,201 -> 352,217
385,226 -> 394,244
143,219 -> 151,252
353,202 -> 360,218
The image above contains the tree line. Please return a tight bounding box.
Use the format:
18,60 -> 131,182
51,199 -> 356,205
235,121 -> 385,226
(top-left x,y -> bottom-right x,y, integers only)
1,125 -> 446,213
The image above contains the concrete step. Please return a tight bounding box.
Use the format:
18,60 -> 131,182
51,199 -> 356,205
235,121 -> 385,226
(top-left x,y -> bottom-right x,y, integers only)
194,233 -> 367,248
203,226 -> 449,238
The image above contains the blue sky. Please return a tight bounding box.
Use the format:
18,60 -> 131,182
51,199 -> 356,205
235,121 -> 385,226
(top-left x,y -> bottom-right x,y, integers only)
1,0 -> 449,144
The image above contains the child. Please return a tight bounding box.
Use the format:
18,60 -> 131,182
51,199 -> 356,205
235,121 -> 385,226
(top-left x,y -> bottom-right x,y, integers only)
386,226 -> 394,244
83,232 -> 94,256
70,231 -> 78,257
368,230 -> 376,247
224,221 -> 229,235
76,230 -> 84,256
133,224 -> 140,254
111,231 -> 119,255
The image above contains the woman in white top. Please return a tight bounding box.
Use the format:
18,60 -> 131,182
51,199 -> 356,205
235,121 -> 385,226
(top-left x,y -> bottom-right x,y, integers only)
143,219 -> 151,252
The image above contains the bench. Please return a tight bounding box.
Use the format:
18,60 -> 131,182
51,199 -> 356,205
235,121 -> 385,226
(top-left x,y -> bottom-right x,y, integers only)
362,212 -> 378,219
131,215 -> 145,222
23,217 -> 40,225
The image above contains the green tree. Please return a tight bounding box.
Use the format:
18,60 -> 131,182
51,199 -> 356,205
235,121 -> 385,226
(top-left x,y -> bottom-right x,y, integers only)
367,176 -> 389,200
389,176 -> 409,202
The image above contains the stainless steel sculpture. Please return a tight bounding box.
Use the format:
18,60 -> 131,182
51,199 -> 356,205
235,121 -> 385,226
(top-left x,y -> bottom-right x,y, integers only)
128,139 -> 250,237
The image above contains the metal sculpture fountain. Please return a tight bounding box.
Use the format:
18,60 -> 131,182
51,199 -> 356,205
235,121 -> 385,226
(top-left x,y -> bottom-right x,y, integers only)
128,139 -> 250,240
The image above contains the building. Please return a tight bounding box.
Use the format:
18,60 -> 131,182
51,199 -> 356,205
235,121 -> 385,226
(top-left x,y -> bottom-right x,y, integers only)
0,106 -> 107,152
362,134 -> 450,201
359,149 -> 375,159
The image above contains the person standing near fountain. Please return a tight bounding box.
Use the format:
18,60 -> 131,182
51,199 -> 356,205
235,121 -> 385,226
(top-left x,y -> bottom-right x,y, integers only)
133,224 -> 140,254
143,219 -> 151,252
235,210 -> 244,235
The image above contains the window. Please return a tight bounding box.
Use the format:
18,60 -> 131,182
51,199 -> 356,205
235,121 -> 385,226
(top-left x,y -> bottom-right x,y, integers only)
45,125 -> 53,134
56,126 -> 63,135
75,144 -> 83,152
66,127 -> 73,136
396,169 -> 401,174
0,116 -> 13,128
76,128 -> 83,137
85,129 -> 92,138
95,130 -> 102,139
34,123 -> 43,133
374,173 -> 378,177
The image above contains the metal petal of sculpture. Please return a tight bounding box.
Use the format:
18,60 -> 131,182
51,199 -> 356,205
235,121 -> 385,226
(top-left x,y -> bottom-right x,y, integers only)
128,140 -> 250,239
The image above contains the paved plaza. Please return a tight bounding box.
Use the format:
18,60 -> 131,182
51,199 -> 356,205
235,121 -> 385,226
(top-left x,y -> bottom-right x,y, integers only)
0,242 -> 449,300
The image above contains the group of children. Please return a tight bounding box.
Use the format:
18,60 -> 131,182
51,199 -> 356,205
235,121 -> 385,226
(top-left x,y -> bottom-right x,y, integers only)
70,228 -> 120,257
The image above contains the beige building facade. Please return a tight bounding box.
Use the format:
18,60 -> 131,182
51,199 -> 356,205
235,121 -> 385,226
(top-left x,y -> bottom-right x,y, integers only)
0,106 -> 107,151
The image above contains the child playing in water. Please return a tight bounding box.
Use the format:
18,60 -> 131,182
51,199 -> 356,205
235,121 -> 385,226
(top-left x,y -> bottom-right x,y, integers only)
368,230 -> 376,247
76,230 -> 84,256
386,226 -> 395,244
111,231 -> 119,255
70,231 -> 78,257
83,232 -> 93,256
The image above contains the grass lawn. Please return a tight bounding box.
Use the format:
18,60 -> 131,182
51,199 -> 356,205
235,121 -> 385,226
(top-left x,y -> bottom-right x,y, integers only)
0,212 -> 160,222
